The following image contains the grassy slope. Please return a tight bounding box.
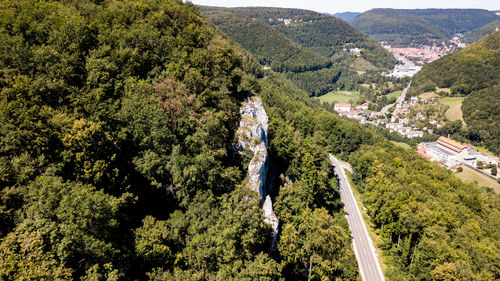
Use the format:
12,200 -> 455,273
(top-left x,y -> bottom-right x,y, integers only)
456,165 -> 500,193
315,91 -> 360,104
386,90 -> 402,100
439,97 -> 465,124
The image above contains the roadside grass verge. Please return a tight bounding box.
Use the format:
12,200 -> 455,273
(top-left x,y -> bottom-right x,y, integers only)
344,170 -> 393,279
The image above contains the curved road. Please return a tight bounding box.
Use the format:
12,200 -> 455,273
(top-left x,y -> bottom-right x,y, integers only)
329,154 -> 385,281
380,81 -> 412,115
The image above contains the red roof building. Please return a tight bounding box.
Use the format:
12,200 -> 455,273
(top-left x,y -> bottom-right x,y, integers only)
436,136 -> 466,153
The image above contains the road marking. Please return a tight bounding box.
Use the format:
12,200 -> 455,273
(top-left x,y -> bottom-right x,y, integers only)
330,154 -> 385,281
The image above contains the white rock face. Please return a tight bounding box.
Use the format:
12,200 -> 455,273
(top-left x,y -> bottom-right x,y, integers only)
237,96 -> 269,198
237,95 -> 279,247
263,195 -> 279,246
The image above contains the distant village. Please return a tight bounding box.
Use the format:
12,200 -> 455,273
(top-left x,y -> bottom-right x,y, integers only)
330,33 -> 500,177
333,101 -> 500,177
333,93 -> 427,139
381,34 -> 467,78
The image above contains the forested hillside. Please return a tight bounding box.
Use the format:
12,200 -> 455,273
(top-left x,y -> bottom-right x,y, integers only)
330,12 -> 362,22
201,6 -> 396,97
0,0 -> 361,279
0,1 -> 498,281
207,7 -> 396,69
351,144 -> 500,280
352,8 -> 499,45
410,31 -> 500,154
463,19 -> 500,44
203,11 -> 331,73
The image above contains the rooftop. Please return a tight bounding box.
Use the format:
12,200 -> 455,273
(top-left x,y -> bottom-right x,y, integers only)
436,136 -> 466,153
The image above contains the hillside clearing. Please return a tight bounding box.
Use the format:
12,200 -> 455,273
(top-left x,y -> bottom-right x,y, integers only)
419,92 -> 440,99
439,97 -> 465,125
390,141 -> 412,149
316,90 -> 360,104
386,90 -> 402,100
351,57 -> 377,71
456,165 -> 500,193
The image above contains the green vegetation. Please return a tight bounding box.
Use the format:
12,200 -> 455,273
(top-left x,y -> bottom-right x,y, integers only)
352,8 -> 499,46
205,11 -> 331,73
410,31 -> 500,155
0,1 -> 498,280
386,90 -> 402,100
456,165 -> 500,193
213,7 -> 396,69
462,85 -> 500,155
0,0 -> 364,279
314,90 -> 360,104
351,144 -> 500,280
201,6 -> 396,97
390,141 -> 412,150
463,19 -> 500,44
411,31 -> 500,96
439,97 -> 465,124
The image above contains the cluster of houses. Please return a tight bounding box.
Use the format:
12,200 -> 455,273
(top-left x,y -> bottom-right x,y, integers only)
381,39 -> 464,65
333,103 -> 386,125
386,122 -> 424,138
332,93 -> 428,138
417,136 -> 500,171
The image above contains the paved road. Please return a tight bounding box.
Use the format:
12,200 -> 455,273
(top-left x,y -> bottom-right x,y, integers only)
380,81 -> 412,115
329,154 -> 385,281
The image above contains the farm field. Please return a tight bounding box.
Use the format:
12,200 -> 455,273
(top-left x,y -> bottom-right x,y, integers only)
316,90 -> 360,104
439,97 -> 465,124
419,91 -> 440,99
386,90 -> 402,100
456,165 -> 500,193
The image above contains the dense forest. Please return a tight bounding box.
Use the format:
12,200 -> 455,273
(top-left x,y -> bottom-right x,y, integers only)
202,11 -> 331,73
410,30 -> 500,155
352,8 -> 499,45
463,19 -> 500,44
330,12 -> 362,22
0,1 -> 499,280
351,144 -> 500,280
0,0 -> 363,279
205,7 -> 396,69
201,6 -> 396,97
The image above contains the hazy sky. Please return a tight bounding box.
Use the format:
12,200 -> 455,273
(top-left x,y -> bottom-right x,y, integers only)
188,0 -> 500,13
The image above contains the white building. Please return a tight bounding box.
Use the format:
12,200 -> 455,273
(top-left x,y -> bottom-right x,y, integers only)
334,103 -> 351,112
350,48 -> 361,54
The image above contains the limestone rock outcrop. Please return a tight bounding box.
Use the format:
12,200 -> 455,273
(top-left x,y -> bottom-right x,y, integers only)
236,95 -> 279,248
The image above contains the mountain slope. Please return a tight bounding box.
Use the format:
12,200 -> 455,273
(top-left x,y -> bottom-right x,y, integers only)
412,30 -> 500,95
330,12 -> 362,22
410,30 -> 500,154
352,8 -> 499,45
202,6 -> 396,96
1,1 -> 499,281
0,0 -> 361,279
463,19 -> 500,44
204,11 -> 331,73
214,7 -> 396,68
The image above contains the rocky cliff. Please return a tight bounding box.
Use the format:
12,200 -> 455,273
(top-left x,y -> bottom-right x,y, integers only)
237,95 -> 279,247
